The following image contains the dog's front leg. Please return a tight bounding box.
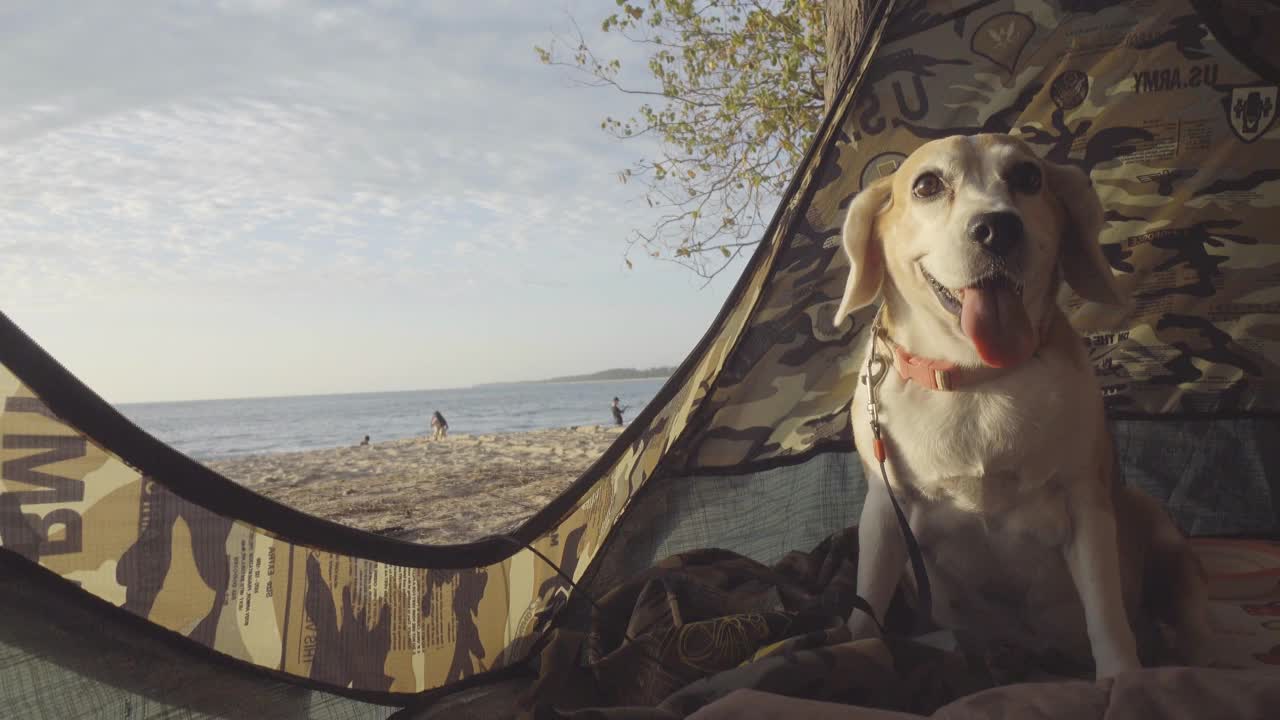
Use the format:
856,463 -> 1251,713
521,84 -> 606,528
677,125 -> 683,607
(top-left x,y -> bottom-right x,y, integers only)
1062,497 -> 1141,678
848,478 -> 908,640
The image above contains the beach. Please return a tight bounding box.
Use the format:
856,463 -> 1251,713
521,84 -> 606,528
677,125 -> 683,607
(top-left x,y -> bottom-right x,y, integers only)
206,425 -> 625,545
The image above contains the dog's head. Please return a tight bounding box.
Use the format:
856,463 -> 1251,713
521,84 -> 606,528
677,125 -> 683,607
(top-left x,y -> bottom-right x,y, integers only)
835,133 -> 1123,368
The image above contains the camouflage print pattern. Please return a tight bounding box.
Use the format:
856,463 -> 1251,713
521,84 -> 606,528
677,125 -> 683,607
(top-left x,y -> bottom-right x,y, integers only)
2,0 -> 1278,700
0,364 -> 654,695
520,527 -> 990,717
0,261 -> 766,697
674,0 -> 1280,472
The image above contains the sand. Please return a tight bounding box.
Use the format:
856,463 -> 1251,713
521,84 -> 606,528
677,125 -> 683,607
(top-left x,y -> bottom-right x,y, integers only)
205,425 -> 625,545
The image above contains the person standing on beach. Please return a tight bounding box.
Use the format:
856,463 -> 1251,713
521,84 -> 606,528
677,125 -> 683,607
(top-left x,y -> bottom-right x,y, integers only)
610,397 -> 628,426
431,411 -> 449,440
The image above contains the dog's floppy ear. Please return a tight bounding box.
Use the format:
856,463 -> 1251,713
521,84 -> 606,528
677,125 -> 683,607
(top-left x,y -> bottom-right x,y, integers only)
1043,161 -> 1124,306
834,176 -> 894,325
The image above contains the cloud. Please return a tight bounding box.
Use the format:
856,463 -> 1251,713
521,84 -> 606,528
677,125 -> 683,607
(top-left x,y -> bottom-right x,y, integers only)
0,0 -> 665,307
0,0 -> 748,404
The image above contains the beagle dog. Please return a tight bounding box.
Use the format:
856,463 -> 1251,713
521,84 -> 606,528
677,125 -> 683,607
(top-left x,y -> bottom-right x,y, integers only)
835,134 -> 1211,678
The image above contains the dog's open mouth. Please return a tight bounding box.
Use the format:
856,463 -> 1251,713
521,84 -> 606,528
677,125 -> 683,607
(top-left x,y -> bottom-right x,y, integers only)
921,267 -> 1023,317
921,266 -> 1031,368
923,268 -> 964,315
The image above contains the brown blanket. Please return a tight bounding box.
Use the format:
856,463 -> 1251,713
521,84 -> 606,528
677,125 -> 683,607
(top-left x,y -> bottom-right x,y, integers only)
519,529 -> 992,718
517,529 -> 1280,719
687,667 -> 1280,719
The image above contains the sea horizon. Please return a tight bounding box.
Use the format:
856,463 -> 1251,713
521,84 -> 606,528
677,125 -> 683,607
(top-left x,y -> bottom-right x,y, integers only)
115,373 -> 672,408
114,377 -> 668,462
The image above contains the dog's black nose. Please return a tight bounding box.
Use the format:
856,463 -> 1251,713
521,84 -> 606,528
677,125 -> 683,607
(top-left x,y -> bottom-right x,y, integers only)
967,211 -> 1023,256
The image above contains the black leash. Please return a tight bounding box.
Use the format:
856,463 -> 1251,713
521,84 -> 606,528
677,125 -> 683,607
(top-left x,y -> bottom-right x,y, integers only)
857,307 -> 933,633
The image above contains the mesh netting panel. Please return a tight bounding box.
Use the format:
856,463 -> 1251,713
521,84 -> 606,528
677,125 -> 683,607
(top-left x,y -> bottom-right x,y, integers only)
583,451 -> 867,596
580,417 -> 1279,607
1116,418 -> 1280,536
0,562 -> 397,720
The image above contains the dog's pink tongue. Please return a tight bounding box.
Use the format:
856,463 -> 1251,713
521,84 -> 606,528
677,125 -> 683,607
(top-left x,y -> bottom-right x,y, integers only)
959,284 -> 1034,368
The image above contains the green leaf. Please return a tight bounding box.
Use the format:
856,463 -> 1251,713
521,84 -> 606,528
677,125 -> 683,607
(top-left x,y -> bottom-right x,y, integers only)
534,0 -> 825,277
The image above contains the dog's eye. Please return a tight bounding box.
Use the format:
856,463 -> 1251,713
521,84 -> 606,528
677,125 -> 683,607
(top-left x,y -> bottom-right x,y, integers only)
1007,162 -> 1042,194
912,172 -> 944,199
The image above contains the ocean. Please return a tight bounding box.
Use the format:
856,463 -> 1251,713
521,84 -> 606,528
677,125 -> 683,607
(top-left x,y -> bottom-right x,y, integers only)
114,377 -> 668,462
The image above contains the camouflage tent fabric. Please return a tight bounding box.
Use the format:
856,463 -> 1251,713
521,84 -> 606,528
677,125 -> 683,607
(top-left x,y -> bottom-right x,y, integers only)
518,526 -> 995,718
0,0 -> 1277,714
672,0 -> 1280,472
517,527 -> 988,718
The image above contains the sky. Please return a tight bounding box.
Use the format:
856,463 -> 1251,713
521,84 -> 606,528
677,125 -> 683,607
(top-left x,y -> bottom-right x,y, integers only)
0,0 -> 761,404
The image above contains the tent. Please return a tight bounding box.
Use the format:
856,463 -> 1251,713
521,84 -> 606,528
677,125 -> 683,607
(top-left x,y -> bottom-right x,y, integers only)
2,0 -> 1278,716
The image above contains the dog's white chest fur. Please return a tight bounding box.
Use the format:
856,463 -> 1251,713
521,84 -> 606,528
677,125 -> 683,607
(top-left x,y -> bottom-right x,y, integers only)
860,350 -> 1097,519
851,346 -> 1104,650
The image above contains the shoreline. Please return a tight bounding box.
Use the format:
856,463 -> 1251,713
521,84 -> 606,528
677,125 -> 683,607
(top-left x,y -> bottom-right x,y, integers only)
205,424 -> 626,545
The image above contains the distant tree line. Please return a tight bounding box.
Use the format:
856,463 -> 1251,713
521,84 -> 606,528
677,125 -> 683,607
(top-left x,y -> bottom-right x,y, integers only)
535,366 -> 676,384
